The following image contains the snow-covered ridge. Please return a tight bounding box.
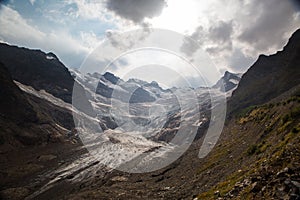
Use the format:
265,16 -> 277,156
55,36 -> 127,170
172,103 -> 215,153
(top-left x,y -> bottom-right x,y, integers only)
16,69 -> 230,195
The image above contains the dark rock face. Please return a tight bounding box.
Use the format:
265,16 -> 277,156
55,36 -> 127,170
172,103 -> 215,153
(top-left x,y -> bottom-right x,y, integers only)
103,72 -> 120,84
213,71 -> 241,92
129,87 -> 156,103
229,29 -> 300,115
0,62 -> 74,146
0,62 -> 38,124
96,81 -> 115,98
0,43 -> 74,103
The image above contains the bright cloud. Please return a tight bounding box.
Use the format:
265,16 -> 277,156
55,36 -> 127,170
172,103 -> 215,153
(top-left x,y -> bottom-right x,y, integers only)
0,4 -> 101,68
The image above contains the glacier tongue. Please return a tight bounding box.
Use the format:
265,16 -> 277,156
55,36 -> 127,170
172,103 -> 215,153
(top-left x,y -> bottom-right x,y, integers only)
15,70 -> 228,195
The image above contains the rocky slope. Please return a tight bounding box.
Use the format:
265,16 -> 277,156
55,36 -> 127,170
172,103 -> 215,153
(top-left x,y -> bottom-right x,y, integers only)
53,93 -> 300,200
0,61 -> 82,200
0,62 -> 75,147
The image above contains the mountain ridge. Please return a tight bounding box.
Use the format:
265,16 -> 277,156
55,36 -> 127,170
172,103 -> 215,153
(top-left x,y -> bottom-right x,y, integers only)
212,71 -> 241,92
0,43 -> 74,103
228,28 -> 300,115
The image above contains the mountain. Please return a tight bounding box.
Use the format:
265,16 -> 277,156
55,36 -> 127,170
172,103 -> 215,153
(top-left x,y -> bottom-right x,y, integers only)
228,29 -> 300,115
212,71 -> 241,93
191,29 -> 300,199
46,29 -> 299,200
72,70 -> 159,103
103,71 -> 120,84
97,72 -> 157,103
0,62 -> 37,126
0,43 -> 74,103
0,62 -> 74,146
1,29 -> 300,200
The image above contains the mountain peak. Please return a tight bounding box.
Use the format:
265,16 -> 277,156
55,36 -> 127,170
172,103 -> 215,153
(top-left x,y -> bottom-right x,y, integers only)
103,72 -> 120,84
213,71 -> 241,92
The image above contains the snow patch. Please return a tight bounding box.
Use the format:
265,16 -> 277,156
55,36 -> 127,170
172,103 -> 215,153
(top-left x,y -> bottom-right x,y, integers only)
46,55 -> 56,60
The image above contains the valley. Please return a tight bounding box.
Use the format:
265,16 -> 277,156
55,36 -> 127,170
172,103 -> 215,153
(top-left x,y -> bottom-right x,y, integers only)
0,28 -> 299,200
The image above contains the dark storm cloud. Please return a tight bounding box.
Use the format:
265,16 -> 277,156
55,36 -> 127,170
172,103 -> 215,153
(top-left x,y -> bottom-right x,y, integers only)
105,27 -> 150,51
180,20 -> 233,57
180,0 -> 299,72
105,0 -> 167,23
180,26 -> 205,57
209,20 -> 233,44
238,0 -> 300,52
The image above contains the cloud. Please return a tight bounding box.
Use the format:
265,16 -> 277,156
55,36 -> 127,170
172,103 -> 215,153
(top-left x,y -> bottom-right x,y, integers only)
105,0 -> 167,23
237,0 -> 300,56
28,0 -> 36,6
0,5 -> 92,68
180,26 -> 205,57
173,75 -> 210,88
180,20 -> 234,58
69,0 -> 110,21
209,20 -> 233,44
180,0 -> 300,72
0,5 -> 45,44
104,27 -> 151,51
1,0 -> 299,77
208,21 -> 233,56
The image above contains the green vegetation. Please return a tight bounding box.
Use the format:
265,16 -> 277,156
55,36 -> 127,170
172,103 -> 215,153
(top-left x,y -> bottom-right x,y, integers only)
237,105 -> 258,118
292,127 -> 299,133
247,144 -> 259,155
196,96 -> 300,199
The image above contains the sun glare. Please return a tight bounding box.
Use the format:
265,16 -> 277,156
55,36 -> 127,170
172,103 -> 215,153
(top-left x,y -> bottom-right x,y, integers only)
150,0 -> 207,33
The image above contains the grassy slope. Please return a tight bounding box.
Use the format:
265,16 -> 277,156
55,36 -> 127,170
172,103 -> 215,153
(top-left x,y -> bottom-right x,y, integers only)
196,92 -> 300,199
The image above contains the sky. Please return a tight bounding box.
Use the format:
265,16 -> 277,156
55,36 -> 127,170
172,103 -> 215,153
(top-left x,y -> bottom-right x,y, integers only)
0,0 -> 299,87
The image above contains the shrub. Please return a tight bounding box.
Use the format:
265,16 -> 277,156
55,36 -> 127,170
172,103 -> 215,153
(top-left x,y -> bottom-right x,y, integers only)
281,114 -> 291,124
292,127 -> 299,134
238,105 -> 257,118
291,106 -> 300,118
247,145 -> 258,156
